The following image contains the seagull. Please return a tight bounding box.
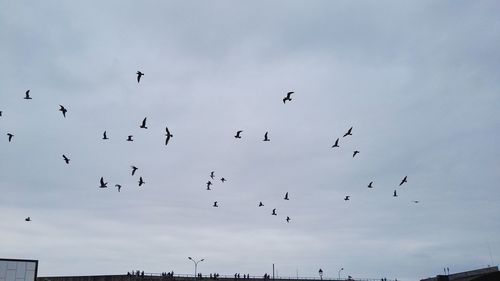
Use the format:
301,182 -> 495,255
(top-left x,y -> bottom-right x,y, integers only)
412,200 -> 419,204
368,181 -> 373,188
353,150 -> 360,157
59,105 -> 68,118
131,166 -> 138,176
165,126 -> 173,146
99,177 -> 108,188
283,91 -> 294,104
127,135 -> 133,142
24,90 -> 32,100
140,117 -> 148,129
7,133 -> 14,142
399,176 -> 408,186
259,202 -> 264,207
115,184 -> 122,192
272,208 -> 277,216
344,196 -> 350,201
221,177 -> 226,183
343,127 -> 353,137
332,138 -> 339,148
286,216 -> 291,223
207,181 -> 212,190
393,190 -> 398,197
136,71 -> 144,83
234,130 -> 243,138
102,131 -> 109,140
263,132 -> 270,142
138,177 -> 145,187
210,171 -> 215,180
62,154 -> 70,164
284,192 -> 289,200
25,217 -> 31,222
213,201 -> 218,207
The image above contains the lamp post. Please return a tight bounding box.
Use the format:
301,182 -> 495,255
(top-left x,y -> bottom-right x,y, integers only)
338,268 -> 343,280
318,269 -> 323,280
188,257 -> 204,278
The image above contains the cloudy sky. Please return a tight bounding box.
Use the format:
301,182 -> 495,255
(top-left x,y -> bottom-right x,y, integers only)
1,1 -> 499,280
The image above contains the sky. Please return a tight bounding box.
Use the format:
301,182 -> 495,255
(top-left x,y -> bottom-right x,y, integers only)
1,1 -> 500,280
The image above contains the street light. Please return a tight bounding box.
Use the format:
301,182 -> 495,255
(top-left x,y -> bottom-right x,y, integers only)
338,268 -> 343,280
318,269 -> 323,280
188,257 -> 204,278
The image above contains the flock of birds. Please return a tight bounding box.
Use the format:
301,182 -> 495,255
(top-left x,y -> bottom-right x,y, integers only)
4,70 -> 414,223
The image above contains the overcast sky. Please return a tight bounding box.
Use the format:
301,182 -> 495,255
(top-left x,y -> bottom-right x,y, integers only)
1,1 -> 499,280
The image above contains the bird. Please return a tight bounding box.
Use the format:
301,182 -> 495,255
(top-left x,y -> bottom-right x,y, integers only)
127,135 -> 133,141
399,176 -> 408,186
115,184 -> 122,192
234,130 -> 243,138
59,105 -> 67,118
368,181 -> 373,188
138,177 -> 145,187
102,131 -> 109,140
332,138 -> 339,148
284,192 -> 289,200
24,90 -> 32,100
263,132 -> 270,142
353,150 -> 360,157
272,209 -> 277,215
165,126 -> 173,146
210,171 -> 215,179
131,166 -> 138,176
221,177 -> 226,183
213,201 -> 218,207
206,181 -> 212,190
343,127 -> 353,137
258,202 -> 264,207
99,177 -> 108,188
140,117 -> 147,129
7,133 -> 14,142
412,200 -> 419,204
62,154 -> 70,164
344,196 -> 350,201
25,217 -> 31,222
286,216 -> 291,223
136,71 -> 144,83
283,91 -> 294,104
393,190 -> 398,197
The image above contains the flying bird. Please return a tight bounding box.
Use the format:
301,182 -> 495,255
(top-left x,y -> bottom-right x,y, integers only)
332,138 -> 339,148
213,201 -> 218,207
343,127 -> 353,137
140,117 -> 148,129
138,177 -> 145,187
210,171 -> 215,180
131,166 -> 138,176
165,126 -> 173,146
127,135 -> 133,142
272,208 -> 277,216
24,90 -> 32,100
99,177 -> 108,188
59,105 -> 68,118
368,181 -> 373,188
263,132 -> 270,142
412,200 -> 419,204
283,91 -> 294,104
234,130 -> 243,138
62,154 -> 70,164
284,192 -> 289,200
393,190 -> 398,197
207,181 -> 212,190
102,131 -> 109,140
25,217 -> 31,222
136,71 -> 144,83
7,133 -> 14,142
259,202 -> 264,207
286,216 -> 291,223
221,177 -> 226,183
344,196 -> 350,201
353,150 -> 360,157
115,184 -> 122,192
399,176 -> 408,186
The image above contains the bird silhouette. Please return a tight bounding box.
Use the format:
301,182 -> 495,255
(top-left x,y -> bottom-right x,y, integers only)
99,177 -> 108,188
283,91 -> 294,104
286,216 -> 291,223
332,138 -> 339,148
399,176 -> 408,186
24,90 -> 32,100
353,150 -> 360,157
138,177 -> 145,187
102,131 -> 109,140
284,192 -> 289,200
137,71 -> 144,83
343,127 -> 353,137
131,166 -> 138,176
210,171 -> 215,179
272,208 -> 277,215
62,154 -> 70,164
116,184 -> 122,192
221,177 -> 226,183
234,130 -> 243,138
207,181 -> 212,190
25,217 -> 31,222
259,202 -> 264,207
368,181 -> 373,188
165,126 -> 173,146
213,201 -> 218,207
140,117 -> 147,129
263,132 -> 270,142
7,133 -> 14,142
393,190 -> 398,197
344,196 -> 350,201
412,200 -> 419,204
59,105 -> 67,118
127,135 -> 133,141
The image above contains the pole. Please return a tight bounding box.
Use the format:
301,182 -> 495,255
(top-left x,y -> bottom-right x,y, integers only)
272,264 -> 275,279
